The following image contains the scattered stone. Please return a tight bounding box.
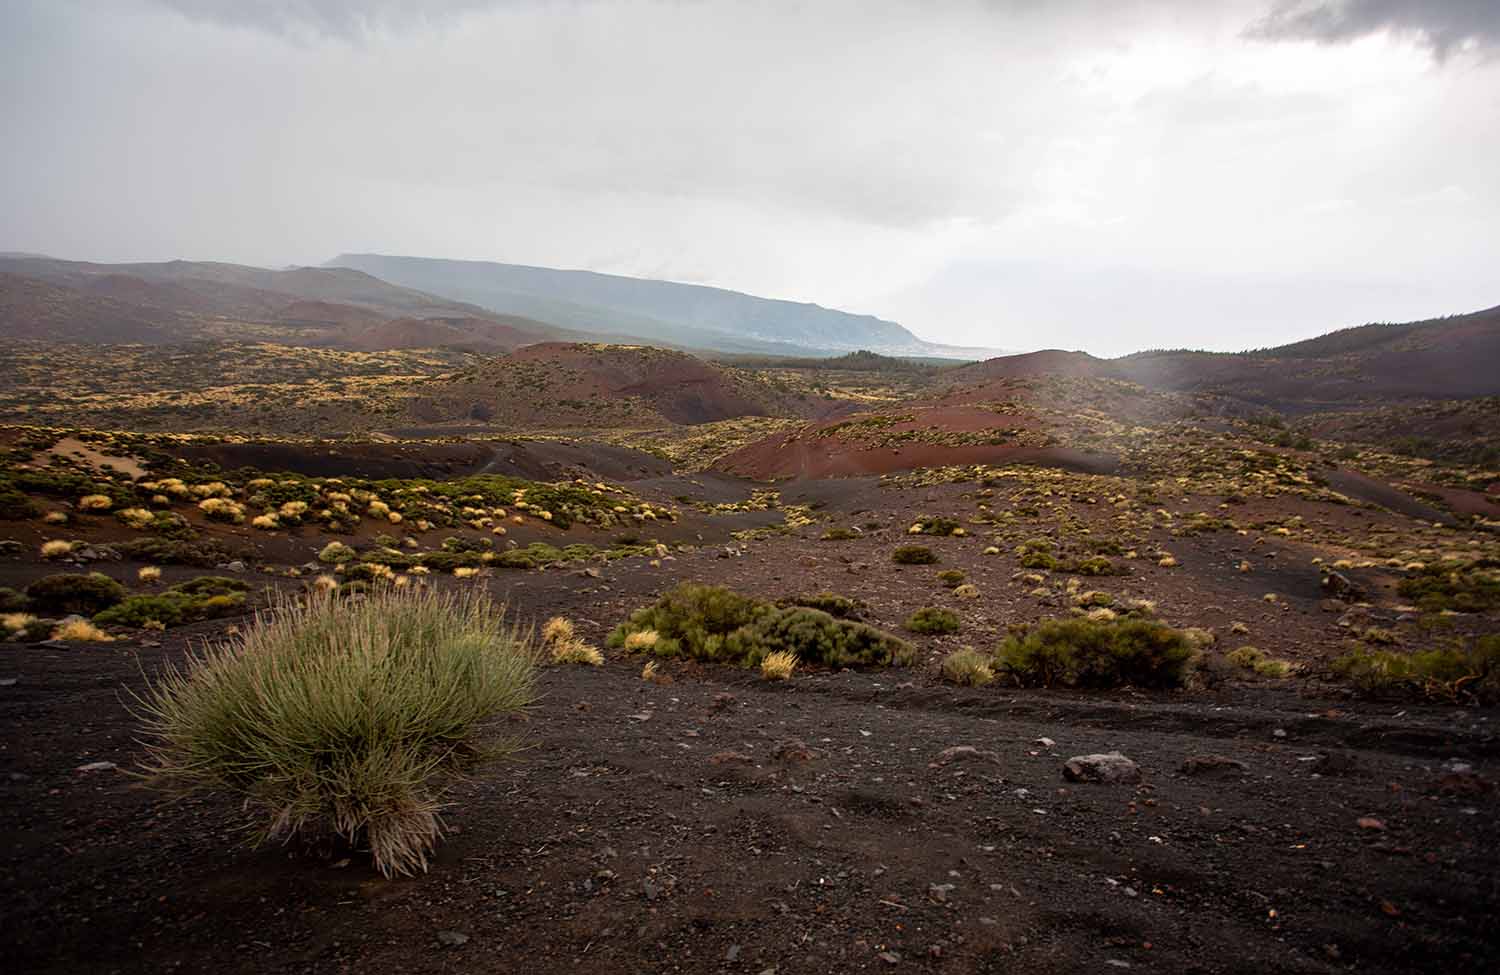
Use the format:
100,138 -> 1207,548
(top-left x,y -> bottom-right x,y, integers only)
933,745 -> 1003,767
877,951 -> 901,964
725,944 -> 742,962
709,751 -> 755,766
224,561 -> 246,573
1356,816 -> 1386,831
1320,570 -> 1364,601
74,761 -> 117,773
928,883 -> 956,903
1034,737 -> 1056,748
435,930 -> 469,947
0,540 -> 23,556
1062,752 -> 1141,784
1179,754 -> 1248,777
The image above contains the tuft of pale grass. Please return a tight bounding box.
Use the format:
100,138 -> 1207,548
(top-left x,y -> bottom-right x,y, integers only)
2,612 -> 36,635
641,659 -> 660,681
53,619 -> 114,642
623,628 -> 659,651
551,641 -> 604,666
42,511 -> 68,525
132,585 -> 537,878
310,574 -> 339,593
760,650 -> 798,681
541,616 -> 575,646
40,540 -> 74,559
138,566 -> 162,584
452,566 -> 481,579
77,494 -> 113,512
941,648 -> 995,687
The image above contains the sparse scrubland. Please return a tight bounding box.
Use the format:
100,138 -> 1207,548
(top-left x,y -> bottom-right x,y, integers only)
2,306 -> 1499,972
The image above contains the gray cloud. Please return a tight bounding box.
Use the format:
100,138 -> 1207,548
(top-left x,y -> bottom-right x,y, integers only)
1247,0 -> 1500,58
3,0 -> 1496,353
152,0 -> 512,37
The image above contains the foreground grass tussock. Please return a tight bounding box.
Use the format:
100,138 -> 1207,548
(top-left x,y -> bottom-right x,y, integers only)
996,616 -> 1198,689
608,583 -> 913,668
134,585 -> 537,877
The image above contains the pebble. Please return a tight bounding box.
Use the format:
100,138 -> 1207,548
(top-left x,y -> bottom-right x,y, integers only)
75,761 -> 117,773
435,930 -> 469,947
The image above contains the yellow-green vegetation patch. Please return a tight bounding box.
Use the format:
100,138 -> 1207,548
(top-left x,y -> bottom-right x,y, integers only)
608,583 -> 913,669
995,616 -> 1198,689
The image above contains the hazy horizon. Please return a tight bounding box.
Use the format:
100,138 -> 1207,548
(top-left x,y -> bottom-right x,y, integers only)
3,0 -> 1498,357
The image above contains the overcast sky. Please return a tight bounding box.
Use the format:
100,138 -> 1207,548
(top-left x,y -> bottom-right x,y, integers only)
2,0 -> 1497,355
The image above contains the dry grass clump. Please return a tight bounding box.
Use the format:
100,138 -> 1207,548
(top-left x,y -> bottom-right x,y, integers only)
760,650 -> 798,681
624,628 -> 660,651
132,585 -> 537,878
543,615 -> 603,666
117,507 -> 155,530
77,494 -> 113,512
53,619 -> 114,642
138,566 -> 163,584
40,540 -> 74,559
941,648 -> 995,687
1225,646 -> 1295,678
3,612 -> 37,636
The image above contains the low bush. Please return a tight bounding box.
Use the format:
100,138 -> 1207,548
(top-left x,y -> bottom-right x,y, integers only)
169,576 -> 249,597
1396,562 -> 1500,613
0,486 -> 40,521
1074,556 -> 1120,577
820,527 -> 857,541
905,606 -> 961,635
781,591 -> 866,620
995,616 -> 1197,689
1225,646 -> 1293,678
114,536 -> 231,567
937,569 -> 966,589
318,541 -> 356,564
911,516 -> 964,536
892,545 -> 938,565
133,585 -> 537,877
941,648 -> 994,687
94,584 -> 247,629
0,587 -> 26,612
608,583 -> 913,668
1333,637 -> 1499,702
26,573 -> 126,615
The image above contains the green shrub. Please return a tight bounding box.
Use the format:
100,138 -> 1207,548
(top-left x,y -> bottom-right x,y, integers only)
169,576 -> 249,597
1015,539 -> 1059,571
1333,637 -> 1499,702
941,648 -> 995,687
913,516 -> 963,536
1073,556 -> 1120,577
25,573 -> 126,615
905,606 -> 961,635
995,616 -> 1197,689
132,585 -> 537,877
893,545 -> 938,565
937,569 -> 966,589
0,587 -> 26,613
820,527 -> 857,541
418,550 -> 484,572
1396,563 -> 1500,613
0,486 -> 40,521
608,583 -> 912,668
114,536 -> 231,567
782,591 -> 866,620
95,588 -> 248,629
318,541 -> 356,564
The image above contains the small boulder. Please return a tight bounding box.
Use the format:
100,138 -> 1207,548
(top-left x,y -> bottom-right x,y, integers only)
1062,752 -> 1141,784
933,745 -> 1003,767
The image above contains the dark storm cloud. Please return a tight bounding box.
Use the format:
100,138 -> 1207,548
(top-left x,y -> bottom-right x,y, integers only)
153,0 -> 514,37
1247,0 -> 1500,58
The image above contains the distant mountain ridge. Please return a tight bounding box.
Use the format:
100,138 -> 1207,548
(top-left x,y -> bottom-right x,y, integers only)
327,253 -> 1002,360
947,303 -> 1500,407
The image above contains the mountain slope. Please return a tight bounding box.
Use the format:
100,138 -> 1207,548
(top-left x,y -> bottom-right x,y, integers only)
947,304 -> 1500,407
0,256 -> 578,353
327,253 -> 1001,360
